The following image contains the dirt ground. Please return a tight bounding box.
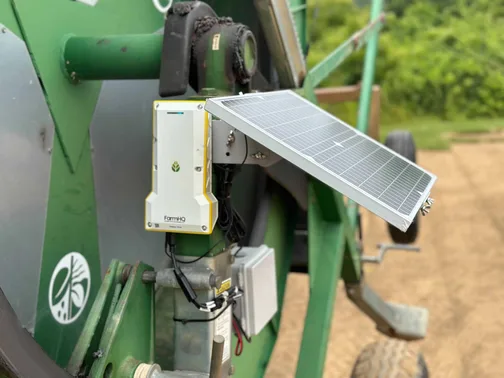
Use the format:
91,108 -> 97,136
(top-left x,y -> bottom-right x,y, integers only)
266,143 -> 504,378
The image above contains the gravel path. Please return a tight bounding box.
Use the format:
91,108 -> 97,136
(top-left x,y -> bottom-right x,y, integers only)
266,143 -> 504,378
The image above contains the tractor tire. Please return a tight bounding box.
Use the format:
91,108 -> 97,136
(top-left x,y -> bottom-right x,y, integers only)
384,130 -> 419,244
350,339 -> 428,378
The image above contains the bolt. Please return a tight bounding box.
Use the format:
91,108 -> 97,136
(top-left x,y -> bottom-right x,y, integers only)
121,265 -> 133,284
252,151 -> 267,160
142,271 -> 156,283
209,274 -> 222,289
1,27 -> 6,34
202,225 -> 207,231
147,222 -> 152,227
197,104 -> 203,110
226,130 -> 236,146
228,364 -> 235,376
92,349 -> 103,359
195,166 -> 202,172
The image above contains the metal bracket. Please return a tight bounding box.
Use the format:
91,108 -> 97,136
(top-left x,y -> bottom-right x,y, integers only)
421,197 -> 434,216
67,260 -> 126,376
361,243 -> 420,264
346,281 -> 428,341
212,120 -> 281,166
88,262 -> 155,378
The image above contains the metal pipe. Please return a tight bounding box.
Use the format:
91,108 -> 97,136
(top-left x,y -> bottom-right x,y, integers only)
348,0 -> 384,228
209,335 -> 225,378
62,34 -> 163,82
143,268 -> 222,290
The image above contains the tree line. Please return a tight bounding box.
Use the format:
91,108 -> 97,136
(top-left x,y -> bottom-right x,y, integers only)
307,0 -> 504,121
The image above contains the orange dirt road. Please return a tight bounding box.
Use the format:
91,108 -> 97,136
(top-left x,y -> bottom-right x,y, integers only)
266,143 -> 504,378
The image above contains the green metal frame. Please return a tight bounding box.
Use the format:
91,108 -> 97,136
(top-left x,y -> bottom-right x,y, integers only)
295,1 -> 384,376
53,0 -> 384,376
67,261 -> 156,378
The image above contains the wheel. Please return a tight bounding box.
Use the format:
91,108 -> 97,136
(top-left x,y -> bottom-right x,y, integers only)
350,339 -> 428,378
384,130 -> 419,244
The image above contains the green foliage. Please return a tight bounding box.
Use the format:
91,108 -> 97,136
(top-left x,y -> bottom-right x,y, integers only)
307,0 -> 504,121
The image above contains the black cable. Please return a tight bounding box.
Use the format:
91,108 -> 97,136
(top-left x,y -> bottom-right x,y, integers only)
173,300 -> 235,324
176,238 -> 225,264
164,231 -> 231,264
165,233 -> 199,307
214,134 -> 248,246
163,134 -> 249,313
163,134 -> 249,264
233,245 -> 244,257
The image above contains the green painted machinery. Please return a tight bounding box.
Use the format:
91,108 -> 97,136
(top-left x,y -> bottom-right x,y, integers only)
0,0 -> 434,377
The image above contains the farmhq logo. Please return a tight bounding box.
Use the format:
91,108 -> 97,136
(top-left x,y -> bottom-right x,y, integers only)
48,252 -> 91,325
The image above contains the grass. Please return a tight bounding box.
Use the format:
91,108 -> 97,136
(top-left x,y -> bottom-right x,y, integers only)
321,102 -> 504,150
379,117 -> 504,150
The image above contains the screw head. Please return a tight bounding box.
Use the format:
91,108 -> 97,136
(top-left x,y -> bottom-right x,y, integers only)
197,104 -> 203,110
202,225 -> 207,231
121,265 -> 133,284
147,222 -> 152,227
142,271 -> 157,283
228,364 -> 235,375
195,166 -> 202,172
209,274 -> 223,289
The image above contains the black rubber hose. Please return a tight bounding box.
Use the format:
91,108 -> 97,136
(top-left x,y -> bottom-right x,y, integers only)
0,288 -> 71,378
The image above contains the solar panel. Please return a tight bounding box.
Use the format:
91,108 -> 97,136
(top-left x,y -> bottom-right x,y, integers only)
205,90 -> 437,231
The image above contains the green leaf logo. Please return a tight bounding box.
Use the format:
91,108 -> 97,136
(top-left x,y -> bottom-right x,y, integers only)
172,161 -> 180,172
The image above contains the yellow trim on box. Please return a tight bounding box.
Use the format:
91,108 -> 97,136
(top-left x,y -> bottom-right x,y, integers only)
202,111 -> 214,233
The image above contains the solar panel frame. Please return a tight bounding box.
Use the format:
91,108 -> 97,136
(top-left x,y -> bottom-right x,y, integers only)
205,90 -> 437,232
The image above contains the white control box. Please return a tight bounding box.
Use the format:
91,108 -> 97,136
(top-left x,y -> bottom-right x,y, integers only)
145,100 -> 218,234
231,245 -> 278,337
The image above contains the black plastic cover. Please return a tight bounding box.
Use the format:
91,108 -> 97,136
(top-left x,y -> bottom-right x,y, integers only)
159,1 -> 217,97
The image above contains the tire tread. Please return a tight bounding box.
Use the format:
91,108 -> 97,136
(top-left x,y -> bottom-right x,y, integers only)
351,339 -> 427,378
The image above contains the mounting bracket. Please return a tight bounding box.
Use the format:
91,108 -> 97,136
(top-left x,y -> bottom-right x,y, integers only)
345,280 -> 428,341
361,243 -> 421,264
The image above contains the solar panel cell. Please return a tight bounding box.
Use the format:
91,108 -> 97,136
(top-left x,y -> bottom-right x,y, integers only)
205,90 -> 436,231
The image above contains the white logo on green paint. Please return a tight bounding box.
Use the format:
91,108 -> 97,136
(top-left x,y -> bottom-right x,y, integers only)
48,252 -> 91,325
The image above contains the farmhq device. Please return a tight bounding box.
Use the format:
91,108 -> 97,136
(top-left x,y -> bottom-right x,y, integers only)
145,101 -> 218,234
0,0 -> 436,377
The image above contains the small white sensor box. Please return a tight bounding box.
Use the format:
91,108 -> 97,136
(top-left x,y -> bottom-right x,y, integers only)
145,100 -> 218,234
